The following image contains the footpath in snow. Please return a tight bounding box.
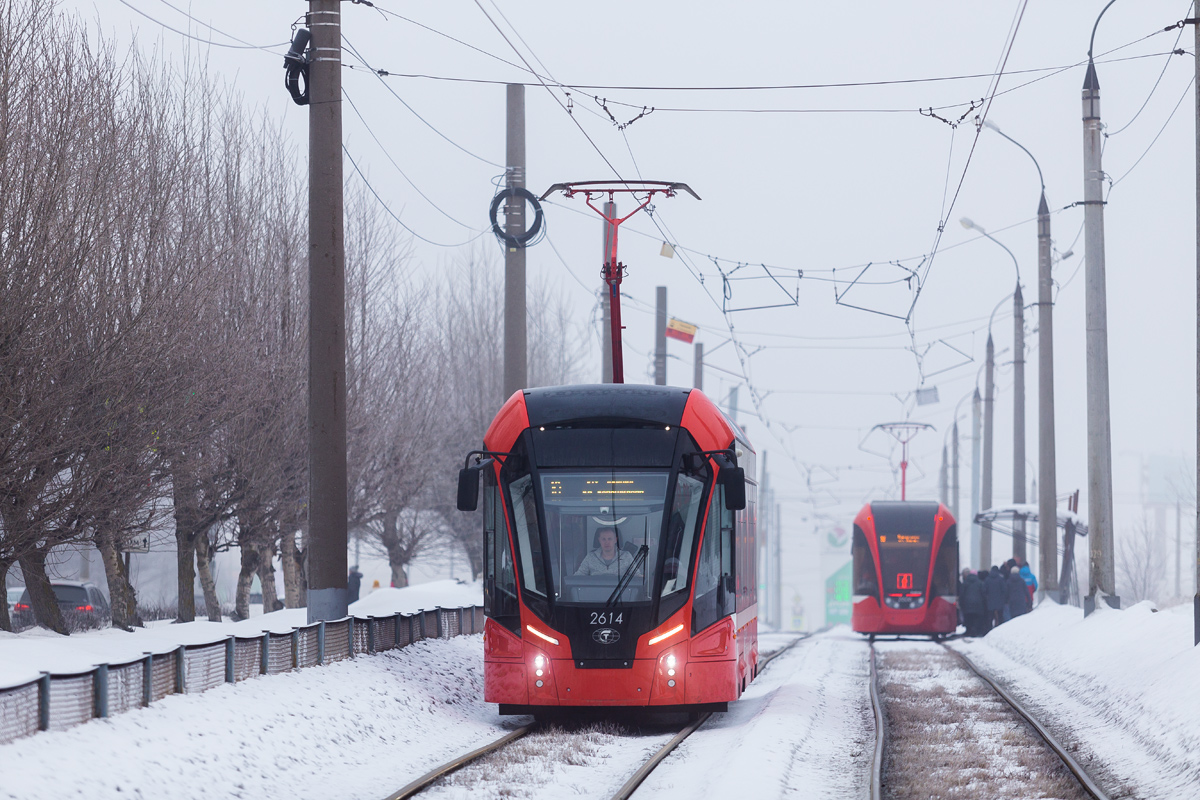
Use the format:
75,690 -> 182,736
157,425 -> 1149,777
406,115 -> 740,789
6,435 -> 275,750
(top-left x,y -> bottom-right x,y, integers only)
954,599 -> 1200,800
0,580 -> 482,689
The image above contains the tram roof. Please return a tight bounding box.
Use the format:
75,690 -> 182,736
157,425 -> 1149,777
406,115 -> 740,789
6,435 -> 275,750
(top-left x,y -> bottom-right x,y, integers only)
523,385 -> 693,428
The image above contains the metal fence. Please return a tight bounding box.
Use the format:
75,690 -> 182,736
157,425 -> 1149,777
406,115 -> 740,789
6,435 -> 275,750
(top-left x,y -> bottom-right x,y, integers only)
0,605 -> 485,746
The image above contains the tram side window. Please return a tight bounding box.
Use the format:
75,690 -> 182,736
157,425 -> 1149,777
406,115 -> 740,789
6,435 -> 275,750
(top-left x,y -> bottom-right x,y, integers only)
930,524 -> 959,597
852,524 -> 879,599
508,473 -> 548,596
692,487 -> 735,634
484,467 -> 519,629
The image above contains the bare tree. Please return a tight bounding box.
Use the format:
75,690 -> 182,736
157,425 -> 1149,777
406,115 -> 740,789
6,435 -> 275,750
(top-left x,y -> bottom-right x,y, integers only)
1117,520 -> 1166,605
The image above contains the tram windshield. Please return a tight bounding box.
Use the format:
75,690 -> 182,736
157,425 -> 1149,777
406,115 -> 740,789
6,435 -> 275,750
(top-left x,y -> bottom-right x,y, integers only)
534,470 -> 705,605
875,526 -> 932,598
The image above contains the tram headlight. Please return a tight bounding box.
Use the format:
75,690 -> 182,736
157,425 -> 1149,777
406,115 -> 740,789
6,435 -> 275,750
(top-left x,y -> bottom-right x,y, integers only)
666,654 -> 677,676
534,654 -> 546,676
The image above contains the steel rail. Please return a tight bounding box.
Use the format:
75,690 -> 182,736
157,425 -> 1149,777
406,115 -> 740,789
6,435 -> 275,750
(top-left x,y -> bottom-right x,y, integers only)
867,643 -> 886,800
382,724 -> 535,800
941,644 -> 1110,800
612,633 -> 811,800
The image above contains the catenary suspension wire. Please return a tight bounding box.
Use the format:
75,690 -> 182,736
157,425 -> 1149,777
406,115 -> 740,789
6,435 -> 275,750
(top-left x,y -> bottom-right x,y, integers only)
116,0 -> 288,50
341,35 -> 503,168
344,146 -> 490,248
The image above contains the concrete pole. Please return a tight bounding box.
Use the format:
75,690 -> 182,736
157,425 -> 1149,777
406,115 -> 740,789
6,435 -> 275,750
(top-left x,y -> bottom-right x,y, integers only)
971,389 -> 982,569
774,497 -> 782,629
502,84 -> 527,399
1013,284 -> 1026,561
939,445 -> 948,506
951,420 -> 960,523
1194,19 -> 1200,644
694,342 -> 704,390
981,335 -> 995,569
760,452 -> 770,627
655,286 -> 667,385
729,386 -> 739,423
1082,61 -> 1118,612
601,201 -> 615,383
1038,192 -> 1059,593
307,0 -> 348,622
1176,499 -> 1182,599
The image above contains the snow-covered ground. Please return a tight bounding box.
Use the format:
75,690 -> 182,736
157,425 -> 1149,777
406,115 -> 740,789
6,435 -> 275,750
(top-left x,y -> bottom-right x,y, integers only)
638,629 -> 874,798
954,600 -> 1200,800
0,579 -> 482,689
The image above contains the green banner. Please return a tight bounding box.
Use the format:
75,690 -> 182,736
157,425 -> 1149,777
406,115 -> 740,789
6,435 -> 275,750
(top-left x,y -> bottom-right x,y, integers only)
825,560 -> 852,626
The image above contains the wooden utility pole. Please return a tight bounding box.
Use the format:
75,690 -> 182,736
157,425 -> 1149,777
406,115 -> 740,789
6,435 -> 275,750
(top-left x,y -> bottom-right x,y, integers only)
503,84 -> 527,399
307,0 -> 348,623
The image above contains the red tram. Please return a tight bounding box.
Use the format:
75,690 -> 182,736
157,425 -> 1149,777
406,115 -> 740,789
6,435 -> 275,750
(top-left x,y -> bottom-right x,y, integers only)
457,385 -> 758,715
850,501 -> 959,638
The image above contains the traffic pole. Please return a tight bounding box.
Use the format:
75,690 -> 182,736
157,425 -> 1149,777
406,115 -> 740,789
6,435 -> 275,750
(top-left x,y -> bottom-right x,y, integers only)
503,84 -> 527,399
307,0 -> 348,623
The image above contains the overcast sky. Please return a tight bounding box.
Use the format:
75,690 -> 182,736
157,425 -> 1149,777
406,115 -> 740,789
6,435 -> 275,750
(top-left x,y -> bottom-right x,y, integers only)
72,0 -> 1198,618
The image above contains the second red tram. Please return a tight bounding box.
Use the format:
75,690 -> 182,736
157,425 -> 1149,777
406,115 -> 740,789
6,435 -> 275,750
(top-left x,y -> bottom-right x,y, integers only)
457,385 -> 758,715
850,501 -> 958,637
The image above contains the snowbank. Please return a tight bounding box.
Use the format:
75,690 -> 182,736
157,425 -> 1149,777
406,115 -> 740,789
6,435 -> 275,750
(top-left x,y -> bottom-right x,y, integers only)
0,635 -> 514,800
0,580 -> 482,689
957,600 -> 1200,797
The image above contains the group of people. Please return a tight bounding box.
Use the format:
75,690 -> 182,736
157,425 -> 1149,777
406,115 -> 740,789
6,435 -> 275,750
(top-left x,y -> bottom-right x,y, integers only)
958,556 -> 1038,637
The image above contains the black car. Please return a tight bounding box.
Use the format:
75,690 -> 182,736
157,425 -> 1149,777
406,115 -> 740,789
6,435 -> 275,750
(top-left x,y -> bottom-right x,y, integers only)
12,581 -> 111,631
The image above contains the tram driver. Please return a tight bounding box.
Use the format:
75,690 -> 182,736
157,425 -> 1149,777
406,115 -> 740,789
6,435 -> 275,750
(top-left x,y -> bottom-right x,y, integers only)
574,526 -> 644,577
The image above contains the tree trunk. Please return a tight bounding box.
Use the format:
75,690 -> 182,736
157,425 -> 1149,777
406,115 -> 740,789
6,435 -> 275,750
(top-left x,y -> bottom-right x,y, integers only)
18,548 -> 68,634
194,528 -> 222,621
95,529 -> 142,630
174,528 -> 196,622
0,560 -> 13,632
173,480 -> 197,622
280,531 -> 303,608
233,545 -> 259,621
257,542 -> 278,613
379,510 -> 410,587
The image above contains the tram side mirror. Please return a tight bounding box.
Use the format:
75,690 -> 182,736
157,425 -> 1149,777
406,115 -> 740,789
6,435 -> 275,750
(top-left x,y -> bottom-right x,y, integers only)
719,467 -> 746,510
457,466 -> 481,511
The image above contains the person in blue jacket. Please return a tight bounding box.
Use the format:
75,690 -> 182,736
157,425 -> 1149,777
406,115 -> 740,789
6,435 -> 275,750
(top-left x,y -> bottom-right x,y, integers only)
1017,555 -> 1037,608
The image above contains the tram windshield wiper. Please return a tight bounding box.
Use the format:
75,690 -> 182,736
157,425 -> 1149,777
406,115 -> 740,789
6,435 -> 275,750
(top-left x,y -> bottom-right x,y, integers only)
605,545 -> 648,607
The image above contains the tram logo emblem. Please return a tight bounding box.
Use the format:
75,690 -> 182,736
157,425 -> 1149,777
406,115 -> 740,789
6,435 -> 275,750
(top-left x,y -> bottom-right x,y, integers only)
592,628 -> 621,645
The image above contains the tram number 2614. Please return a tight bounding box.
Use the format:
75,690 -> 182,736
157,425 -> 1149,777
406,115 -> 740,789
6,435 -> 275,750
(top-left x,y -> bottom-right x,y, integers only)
589,611 -> 623,626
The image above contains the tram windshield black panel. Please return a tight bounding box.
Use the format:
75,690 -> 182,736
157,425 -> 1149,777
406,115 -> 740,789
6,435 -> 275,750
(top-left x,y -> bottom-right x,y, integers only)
536,470 -> 705,605
872,503 -> 938,599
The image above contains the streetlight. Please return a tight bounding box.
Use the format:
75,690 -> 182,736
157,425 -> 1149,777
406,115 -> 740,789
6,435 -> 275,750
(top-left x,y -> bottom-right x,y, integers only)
982,119 -> 1059,597
961,217 -> 1026,566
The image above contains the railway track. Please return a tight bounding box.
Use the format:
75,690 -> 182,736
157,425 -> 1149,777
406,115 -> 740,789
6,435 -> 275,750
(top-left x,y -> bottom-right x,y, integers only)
383,634 -> 809,800
867,640 -> 1110,800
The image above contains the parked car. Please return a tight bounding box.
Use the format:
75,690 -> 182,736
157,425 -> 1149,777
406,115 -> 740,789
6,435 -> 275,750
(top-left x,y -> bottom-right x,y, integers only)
6,587 -> 24,617
12,581 -> 111,631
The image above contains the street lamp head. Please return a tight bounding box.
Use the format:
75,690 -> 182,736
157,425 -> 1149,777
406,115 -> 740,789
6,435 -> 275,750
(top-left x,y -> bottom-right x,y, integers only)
982,118 -> 1002,134
959,217 -> 980,232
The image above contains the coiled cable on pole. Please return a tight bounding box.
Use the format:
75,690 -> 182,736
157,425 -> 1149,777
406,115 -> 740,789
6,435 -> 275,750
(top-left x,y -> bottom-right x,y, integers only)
489,187 -> 544,248
284,28 -> 311,106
